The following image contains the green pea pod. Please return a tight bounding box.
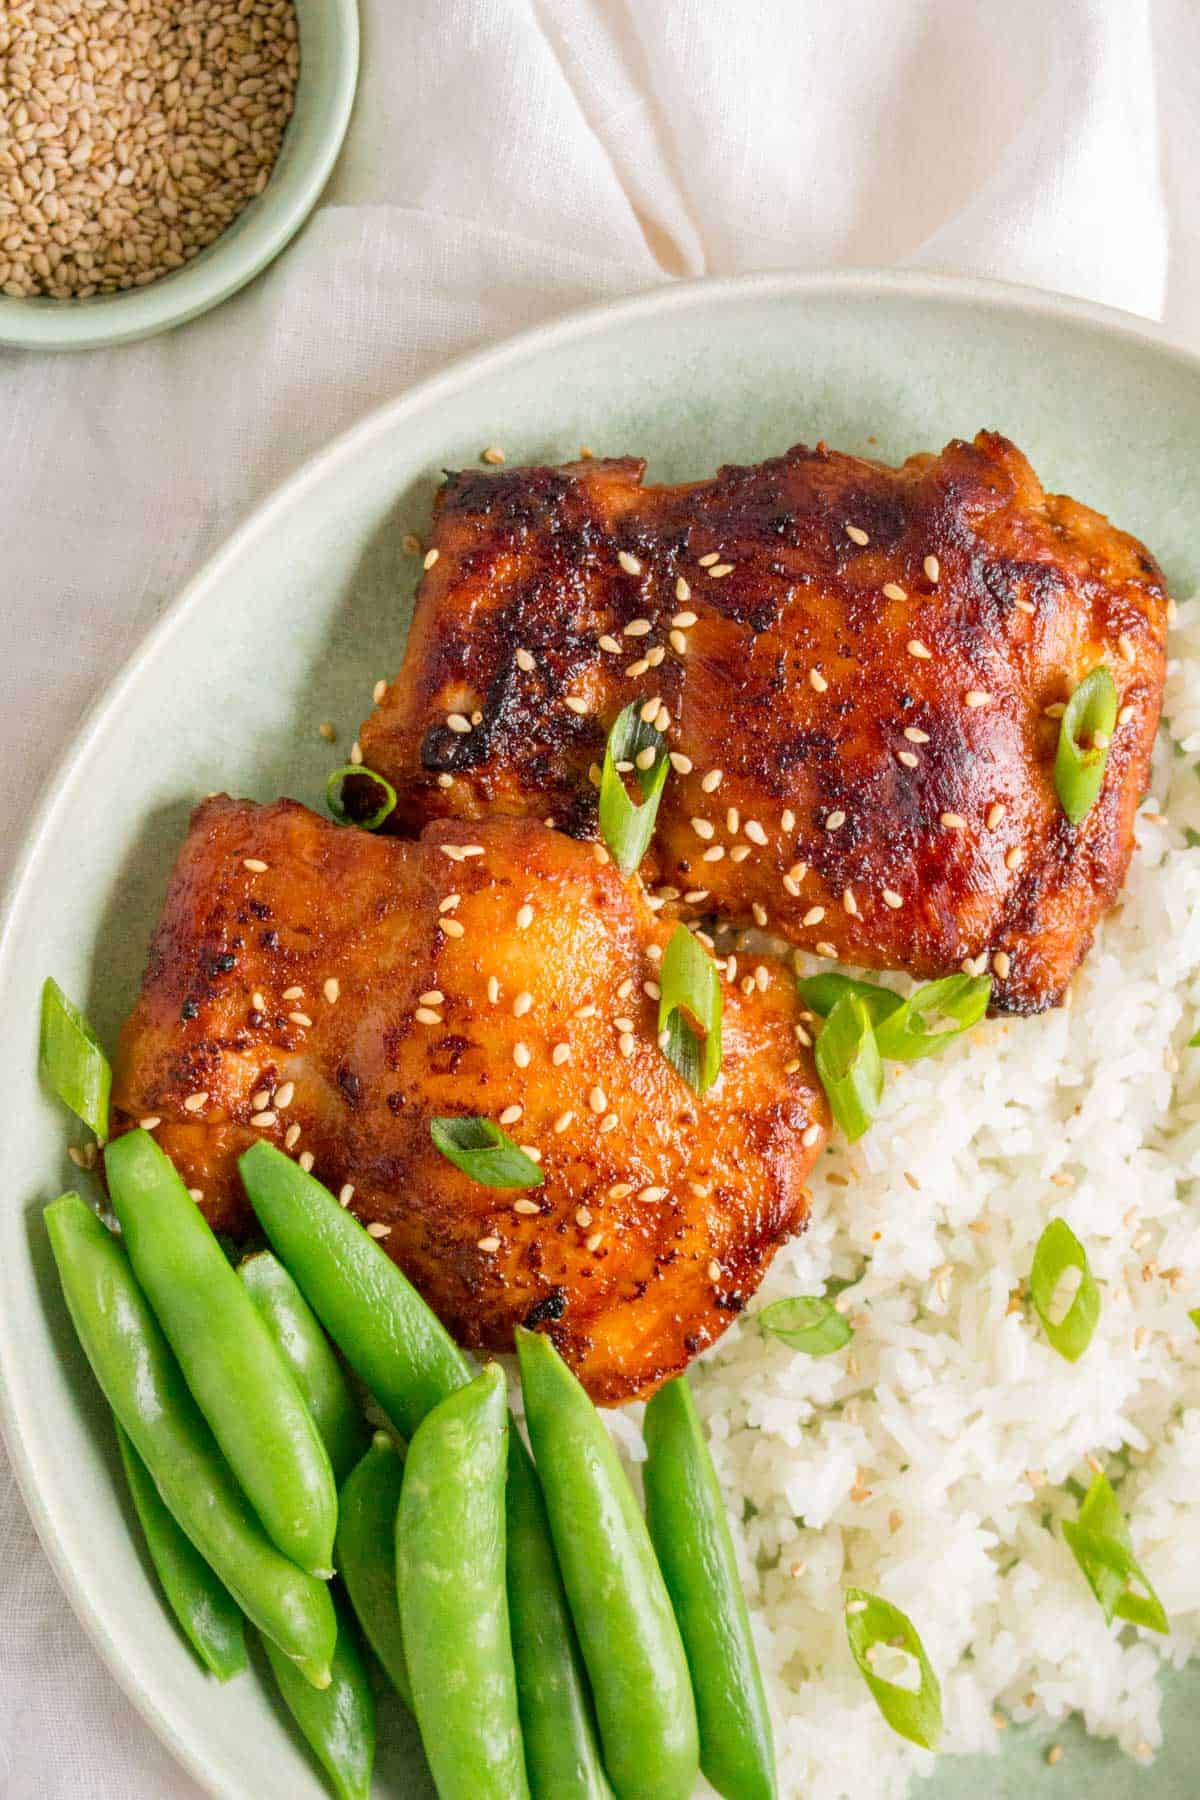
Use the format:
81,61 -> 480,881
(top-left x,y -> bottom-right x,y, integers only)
506,1433 -> 614,1798
106,1131 -> 338,1578
45,1194 -> 336,1686
397,1365 -> 529,1800
263,1599 -> 376,1800
238,1141 -> 470,1438
240,1146 -> 608,1787
336,1433 -> 412,1708
239,1250 -> 369,1485
115,1423 -> 247,1683
516,1328 -> 699,1800
643,1378 -> 776,1800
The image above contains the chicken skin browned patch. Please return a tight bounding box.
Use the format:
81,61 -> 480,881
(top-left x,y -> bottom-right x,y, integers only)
110,797 -> 824,1405
359,433 -> 1169,1013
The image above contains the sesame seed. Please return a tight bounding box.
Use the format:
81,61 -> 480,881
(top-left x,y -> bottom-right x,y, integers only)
924,554 -> 940,582
252,1089 -> 271,1110
318,721 -> 338,744
549,1043 -> 572,1069
825,810 -> 846,831
690,816 -> 715,841
752,903 -> 768,926
843,887 -> 858,916
183,1092 -> 208,1113
187,1188 -> 204,1203
675,575 -> 693,605
625,618 -> 652,638
373,679 -> 388,706
512,991 -> 533,1018
613,1015 -> 635,1033
940,812 -> 967,830
608,1182 -> 634,1199
349,742 -> 364,765
1118,703 -> 1135,725
882,582 -> 907,601
499,1104 -> 523,1125
845,524 -> 869,545
1046,1746 -> 1063,1768
802,1122 -> 822,1148
576,1001 -> 600,1017
514,647 -> 536,674
625,657 -> 651,679
565,696 -> 589,715
727,844 -> 750,863
1118,633 -> 1135,663
424,548 -> 440,570
415,1007 -> 442,1025
446,713 -> 472,734
724,805 -> 740,834
243,858 -> 268,873
299,1152 -> 315,1173
783,874 -> 801,896
437,773 -> 455,789
744,819 -> 768,846
575,1206 -> 592,1227
698,552 -> 720,567
882,888 -> 903,909
589,1086 -> 608,1114
513,1042 -> 531,1069
787,860 -> 808,882
482,446 -> 506,465
586,1232 -> 604,1253
441,918 -> 465,938
809,667 -> 828,693
803,906 -> 825,926
903,726 -> 929,743
1014,596 -> 1036,614
754,963 -> 769,991
636,1185 -> 667,1204
599,634 -> 622,654
669,630 -> 688,654
965,690 -> 991,708
898,749 -> 919,768
1043,701 -> 1066,718
554,1111 -> 574,1134
513,1198 -> 540,1215
283,986 -> 304,1001
907,639 -> 933,659
992,951 -> 1011,979
707,1259 -> 722,1281
139,1116 -> 162,1131
477,1236 -> 501,1253
784,1058 -> 802,1073
655,704 -> 671,731
339,1184 -> 355,1207
668,750 -> 694,775
635,745 -> 657,771
487,976 -> 501,1005
251,991 -> 266,1012
275,1081 -> 296,1108
593,843 -> 611,865
702,845 -> 725,862
514,904 -> 535,932
708,563 -> 734,578
618,550 -> 642,576
637,697 -> 660,725
285,1123 -> 301,1150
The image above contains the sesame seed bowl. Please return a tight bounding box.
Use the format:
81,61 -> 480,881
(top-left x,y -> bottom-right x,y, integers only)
0,0 -> 358,353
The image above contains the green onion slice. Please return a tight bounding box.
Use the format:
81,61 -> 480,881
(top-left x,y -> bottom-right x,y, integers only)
759,1295 -> 852,1356
1055,667 -> 1118,826
845,1589 -> 943,1750
1061,1473 -> 1168,1635
873,974 -> 991,1062
39,978 -> 111,1144
1028,1217 -> 1100,1362
326,763 -> 398,831
658,924 -> 722,1094
797,972 -> 903,1027
598,702 -> 670,873
429,1117 -> 544,1188
814,994 -> 882,1141
1189,1308 -> 1200,1332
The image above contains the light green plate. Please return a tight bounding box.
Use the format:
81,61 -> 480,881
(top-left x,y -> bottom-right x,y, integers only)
2,272 -> 1198,1798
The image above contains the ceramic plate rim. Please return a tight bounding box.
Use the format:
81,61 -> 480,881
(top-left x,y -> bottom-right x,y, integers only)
4,267 -> 1200,1793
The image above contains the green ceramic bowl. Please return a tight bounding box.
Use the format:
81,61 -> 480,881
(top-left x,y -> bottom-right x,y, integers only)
3,272 -> 1199,1797
0,0 -> 358,353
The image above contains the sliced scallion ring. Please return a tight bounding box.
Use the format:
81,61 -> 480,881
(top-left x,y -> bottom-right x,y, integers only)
326,764 -> 398,831
845,1589 -> 942,1750
814,994 -> 882,1141
1189,1308 -> 1200,1332
759,1295 -> 852,1356
658,924 -> 722,1094
1054,666 -> 1118,826
1061,1472 -> 1168,1634
1028,1217 -> 1100,1362
429,1117 -> 544,1188
598,702 -> 670,873
873,974 -> 992,1062
39,978 -> 111,1143
797,972 -> 903,1027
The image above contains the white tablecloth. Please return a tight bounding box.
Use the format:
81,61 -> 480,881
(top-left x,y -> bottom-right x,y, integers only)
2,2 -> 1198,1791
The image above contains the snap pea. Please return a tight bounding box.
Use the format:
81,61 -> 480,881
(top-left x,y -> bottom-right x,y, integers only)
396,1364 -> 529,1800
106,1130 -> 338,1578
115,1423 -> 247,1683
239,1250 -> 369,1485
263,1598 -> 376,1800
45,1194 -> 336,1685
336,1433 -> 412,1709
643,1378 -> 776,1800
238,1141 -> 470,1438
516,1328 -> 699,1800
239,1144 -> 610,1787
505,1433 -> 614,1799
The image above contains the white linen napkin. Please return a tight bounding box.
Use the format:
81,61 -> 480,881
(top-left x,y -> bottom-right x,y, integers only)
0,1 -> 1193,1790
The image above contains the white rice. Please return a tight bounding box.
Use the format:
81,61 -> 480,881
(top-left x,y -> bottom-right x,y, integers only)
609,596 -> 1200,1797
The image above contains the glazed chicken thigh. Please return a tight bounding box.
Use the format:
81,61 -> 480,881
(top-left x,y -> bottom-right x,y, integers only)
111,797 -> 824,1403
359,433 -> 1169,1013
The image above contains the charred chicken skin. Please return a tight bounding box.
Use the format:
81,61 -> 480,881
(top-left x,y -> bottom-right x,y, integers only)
111,797 -> 824,1405
359,433 -> 1169,1013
